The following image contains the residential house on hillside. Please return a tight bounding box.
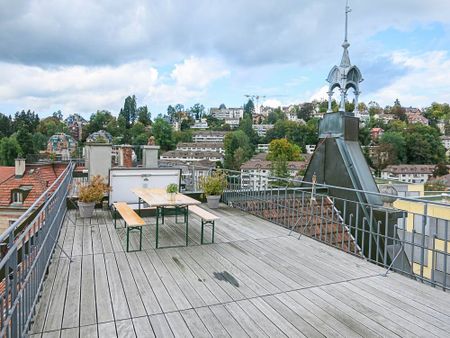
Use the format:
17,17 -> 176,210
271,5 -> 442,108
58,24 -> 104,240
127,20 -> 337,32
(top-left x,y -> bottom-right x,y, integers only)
0,160 -> 67,233
176,142 -> 224,154
380,164 -> 447,184
192,131 -> 228,143
47,133 -> 77,160
252,124 -> 274,137
160,150 -> 223,163
370,128 -> 384,141
64,114 -> 87,141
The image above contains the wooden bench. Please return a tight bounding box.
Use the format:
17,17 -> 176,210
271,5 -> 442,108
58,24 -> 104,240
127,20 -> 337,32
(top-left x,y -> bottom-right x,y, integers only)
112,202 -> 146,252
189,205 -> 219,244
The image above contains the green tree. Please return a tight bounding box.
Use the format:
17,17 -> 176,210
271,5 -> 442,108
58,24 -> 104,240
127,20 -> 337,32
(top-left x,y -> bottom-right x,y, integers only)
224,130 -> 253,170
243,99 -> 255,119
238,116 -> 259,147
32,132 -> 48,153
189,103 -> 205,120
379,132 -> 406,164
13,110 -> 39,132
267,107 -> 286,124
152,118 -> 174,151
433,163 -> 449,177
0,136 -> 21,165
267,139 -> 302,161
37,116 -> 68,137
390,99 -> 407,121
119,95 -> 137,128
0,113 -> 13,138
16,128 -> 34,156
173,130 -> 193,144
137,106 -> 152,126
298,103 -> 314,121
84,110 -> 116,137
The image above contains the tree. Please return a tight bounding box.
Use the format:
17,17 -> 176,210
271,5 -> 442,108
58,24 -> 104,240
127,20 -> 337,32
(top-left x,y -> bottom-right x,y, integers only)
267,107 -> 286,124
379,132 -> 406,164
425,179 -> 447,192
119,95 -> 137,128
224,130 -> 253,170
189,103 -> 205,120
0,136 -> 21,165
390,99 -> 407,121
298,103 -> 314,121
433,163 -> 449,177
243,99 -> 255,119
16,128 -> 34,156
52,110 -> 63,121
13,110 -> 39,132
137,106 -> 152,126
32,132 -> 48,153
238,116 -> 259,147
267,139 -> 302,161
152,118 -> 174,151
0,113 -> 13,138
37,116 -> 68,137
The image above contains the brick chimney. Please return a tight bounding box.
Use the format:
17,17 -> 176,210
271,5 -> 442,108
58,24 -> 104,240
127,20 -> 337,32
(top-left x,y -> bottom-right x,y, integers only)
119,145 -> 133,168
15,158 -> 26,178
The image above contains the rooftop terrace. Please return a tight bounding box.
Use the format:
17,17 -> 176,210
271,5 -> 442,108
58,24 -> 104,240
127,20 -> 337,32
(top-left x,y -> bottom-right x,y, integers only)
29,206 -> 450,338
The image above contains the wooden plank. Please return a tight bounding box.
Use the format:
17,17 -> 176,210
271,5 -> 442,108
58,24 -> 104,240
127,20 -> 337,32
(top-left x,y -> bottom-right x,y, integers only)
165,312 -> 193,338
106,220 -> 125,252
249,298 -> 305,338
149,314 -> 174,338
98,321 -> 117,338
145,250 -> 193,310
223,302 -> 267,337
209,305 -> 249,338
92,223 -> 104,254
133,188 -> 201,207
135,251 -> 178,313
114,203 -> 146,227
189,206 -> 219,221
41,331 -> 60,338
180,309 -> 212,338
125,253 -> 162,315
299,288 -> 390,338
334,283 -> 435,337
262,295 -> 325,338
31,256 -> 62,333
43,258 -> 70,332
62,256 -> 81,329
132,316 -> 156,338
79,324 -> 98,338
93,254 -> 115,323
60,327 -> 79,338
99,224 -> 113,253
157,249 -> 214,307
80,254 -> 97,326
115,252 -> 147,318
61,224 -> 75,258
195,307 -> 230,337
72,224 -> 84,257
82,223 -> 94,255
236,299 -> 288,338
174,247 -> 233,304
116,319 -> 137,338
183,246 -> 246,301
273,293 -> 345,338
104,252 -> 131,320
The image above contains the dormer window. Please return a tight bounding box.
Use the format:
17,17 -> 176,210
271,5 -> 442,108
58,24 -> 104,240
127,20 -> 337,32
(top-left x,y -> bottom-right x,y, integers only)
11,185 -> 32,205
12,191 -> 23,204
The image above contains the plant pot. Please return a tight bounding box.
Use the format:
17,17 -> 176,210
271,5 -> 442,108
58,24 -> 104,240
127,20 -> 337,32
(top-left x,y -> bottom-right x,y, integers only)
78,201 -> 95,218
206,195 -> 221,209
167,192 -> 177,202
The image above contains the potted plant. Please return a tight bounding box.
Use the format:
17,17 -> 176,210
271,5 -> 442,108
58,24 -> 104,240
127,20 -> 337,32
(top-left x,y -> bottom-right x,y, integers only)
166,183 -> 178,202
78,175 -> 109,218
199,170 -> 227,209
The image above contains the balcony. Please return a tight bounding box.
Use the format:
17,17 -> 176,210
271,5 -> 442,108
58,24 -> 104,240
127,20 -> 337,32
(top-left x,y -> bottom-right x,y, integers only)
1,164 -> 450,337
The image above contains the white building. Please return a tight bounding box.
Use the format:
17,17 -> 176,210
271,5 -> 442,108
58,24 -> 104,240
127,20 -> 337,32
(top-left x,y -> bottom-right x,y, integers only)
257,144 -> 269,153
210,107 -> 243,120
176,142 -> 224,154
380,165 -> 439,184
160,150 -> 223,163
191,119 -> 208,129
441,136 -> 450,150
192,131 -> 228,143
252,124 -> 274,137
240,159 -> 307,190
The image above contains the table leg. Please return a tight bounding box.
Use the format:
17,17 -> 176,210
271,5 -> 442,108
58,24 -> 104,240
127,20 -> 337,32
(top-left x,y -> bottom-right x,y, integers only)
138,197 -> 141,216
185,206 -> 189,247
156,206 -> 159,249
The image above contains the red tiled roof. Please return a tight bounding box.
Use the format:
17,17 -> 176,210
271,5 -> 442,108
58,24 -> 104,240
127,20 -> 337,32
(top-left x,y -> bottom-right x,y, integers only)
0,166 -> 15,184
0,163 -> 67,207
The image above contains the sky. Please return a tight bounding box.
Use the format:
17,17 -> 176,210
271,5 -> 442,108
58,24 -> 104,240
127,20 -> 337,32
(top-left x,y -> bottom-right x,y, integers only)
0,0 -> 450,119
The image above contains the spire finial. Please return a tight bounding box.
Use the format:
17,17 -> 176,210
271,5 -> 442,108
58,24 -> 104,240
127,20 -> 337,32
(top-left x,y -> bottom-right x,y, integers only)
344,0 -> 351,47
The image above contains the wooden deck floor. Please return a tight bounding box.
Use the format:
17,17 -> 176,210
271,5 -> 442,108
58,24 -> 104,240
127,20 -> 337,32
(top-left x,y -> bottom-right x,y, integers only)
30,206 -> 450,338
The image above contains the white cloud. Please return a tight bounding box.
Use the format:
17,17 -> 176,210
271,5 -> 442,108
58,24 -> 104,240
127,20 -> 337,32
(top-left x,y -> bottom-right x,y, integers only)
262,99 -> 282,108
309,85 -> 328,102
0,57 -> 230,114
371,50 -> 450,107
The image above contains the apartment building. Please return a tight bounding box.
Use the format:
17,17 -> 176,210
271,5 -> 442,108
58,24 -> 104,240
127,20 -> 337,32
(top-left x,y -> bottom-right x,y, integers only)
381,165 -> 439,183
252,124 -> 274,137
160,150 -> 223,163
176,142 -> 224,154
192,131 -> 228,143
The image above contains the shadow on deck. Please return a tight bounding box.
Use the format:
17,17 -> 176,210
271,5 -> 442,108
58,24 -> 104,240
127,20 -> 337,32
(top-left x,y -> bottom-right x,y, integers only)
30,206 -> 450,337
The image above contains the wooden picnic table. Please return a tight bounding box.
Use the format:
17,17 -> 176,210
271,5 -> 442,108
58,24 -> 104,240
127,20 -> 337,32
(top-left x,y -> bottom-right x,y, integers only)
132,188 -> 201,248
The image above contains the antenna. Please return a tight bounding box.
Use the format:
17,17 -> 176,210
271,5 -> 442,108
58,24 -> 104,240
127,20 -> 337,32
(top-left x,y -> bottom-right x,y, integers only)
344,0 -> 352,43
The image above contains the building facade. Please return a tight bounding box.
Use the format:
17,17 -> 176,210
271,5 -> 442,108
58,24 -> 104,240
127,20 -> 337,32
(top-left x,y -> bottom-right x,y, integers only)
381,165 -> 439,183
192,131 -> 228,143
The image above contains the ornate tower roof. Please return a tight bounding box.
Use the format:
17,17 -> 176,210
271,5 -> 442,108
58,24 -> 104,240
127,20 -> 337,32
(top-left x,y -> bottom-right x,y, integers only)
326,1 -> 363,114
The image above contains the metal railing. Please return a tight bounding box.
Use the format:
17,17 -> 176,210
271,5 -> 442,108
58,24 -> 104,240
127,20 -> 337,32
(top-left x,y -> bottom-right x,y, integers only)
180,165 -> 450,291
0,162 -> 74,337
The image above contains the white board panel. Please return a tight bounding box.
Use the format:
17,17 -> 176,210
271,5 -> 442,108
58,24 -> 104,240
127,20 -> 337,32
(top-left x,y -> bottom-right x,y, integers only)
109,168 -> 181,206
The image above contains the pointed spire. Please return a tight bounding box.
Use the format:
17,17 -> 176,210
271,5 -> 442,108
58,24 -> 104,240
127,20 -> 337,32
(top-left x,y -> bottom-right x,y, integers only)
340,0 -> 352,68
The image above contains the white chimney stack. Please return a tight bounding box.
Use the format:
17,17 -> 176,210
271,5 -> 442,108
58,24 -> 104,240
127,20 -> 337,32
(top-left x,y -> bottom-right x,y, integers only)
15,158 -> 26,178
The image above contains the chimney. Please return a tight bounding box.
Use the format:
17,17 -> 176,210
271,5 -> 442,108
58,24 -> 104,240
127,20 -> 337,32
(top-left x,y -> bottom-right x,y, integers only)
119,145 -> 133,168
15,158 -> 26,178
142,145 -> 160,168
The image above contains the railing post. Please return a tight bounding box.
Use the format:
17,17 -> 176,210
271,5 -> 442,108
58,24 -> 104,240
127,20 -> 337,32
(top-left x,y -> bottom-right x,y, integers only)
420,204 -> 428,282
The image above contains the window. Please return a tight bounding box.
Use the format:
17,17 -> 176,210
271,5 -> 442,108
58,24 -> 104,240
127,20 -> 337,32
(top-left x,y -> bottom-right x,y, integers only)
12,191 -> 23,204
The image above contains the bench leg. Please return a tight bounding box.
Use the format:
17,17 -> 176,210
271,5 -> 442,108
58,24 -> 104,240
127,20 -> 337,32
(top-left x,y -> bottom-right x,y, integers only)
126,226 -> 143,252
201,220 -> 215,245
156,206 -> 160,249
185,207 -> 189,247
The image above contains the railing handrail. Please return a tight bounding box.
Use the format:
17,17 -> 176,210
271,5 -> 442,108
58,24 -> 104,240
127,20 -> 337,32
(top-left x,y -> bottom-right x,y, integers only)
0,162 -> 73,243
182,164 -> 450,208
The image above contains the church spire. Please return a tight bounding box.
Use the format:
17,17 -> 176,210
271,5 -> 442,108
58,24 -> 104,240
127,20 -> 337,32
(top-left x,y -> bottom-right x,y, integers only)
340,0 -> 352,68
